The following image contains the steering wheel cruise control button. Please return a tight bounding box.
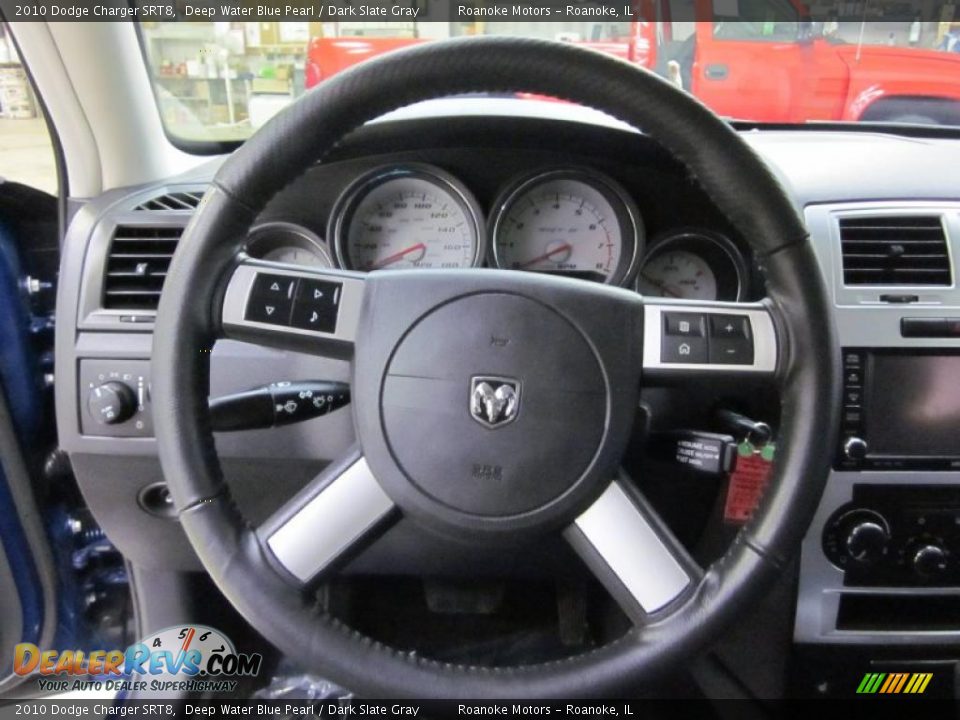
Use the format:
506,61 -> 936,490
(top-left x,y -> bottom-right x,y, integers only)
708,314 -> 754,364
709,314 -> 749,339
664,312 -> 705,337
662,312 -> 708,362
660,312 -> 754,364
661,335 -> 707,363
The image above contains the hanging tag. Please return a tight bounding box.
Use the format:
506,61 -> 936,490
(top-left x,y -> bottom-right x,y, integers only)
723,442 -> 776,524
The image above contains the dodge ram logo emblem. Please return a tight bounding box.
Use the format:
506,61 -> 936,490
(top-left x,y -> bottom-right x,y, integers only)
470,377 -> 521,428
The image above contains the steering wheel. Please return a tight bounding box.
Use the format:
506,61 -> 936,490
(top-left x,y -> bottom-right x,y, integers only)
153,37 -> 838,697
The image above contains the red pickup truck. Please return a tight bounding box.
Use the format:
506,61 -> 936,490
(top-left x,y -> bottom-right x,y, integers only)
305,1 -> 960,126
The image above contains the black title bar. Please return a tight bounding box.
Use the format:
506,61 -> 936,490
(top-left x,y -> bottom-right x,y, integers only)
0,0 -> 948,22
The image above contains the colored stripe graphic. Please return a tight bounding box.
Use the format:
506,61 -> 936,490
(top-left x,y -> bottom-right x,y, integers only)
892,673 -> 909,693
878,673 -> 896,693
857,672 -> 932,694
857,673 -> 885,693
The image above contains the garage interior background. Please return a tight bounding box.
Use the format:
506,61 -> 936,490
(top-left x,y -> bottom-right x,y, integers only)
3,5 -> 960,196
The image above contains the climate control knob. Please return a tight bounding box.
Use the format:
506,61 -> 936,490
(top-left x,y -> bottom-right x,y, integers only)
845,519 -> 890,564
87,382 -> 137,425
911,544 -> 949,580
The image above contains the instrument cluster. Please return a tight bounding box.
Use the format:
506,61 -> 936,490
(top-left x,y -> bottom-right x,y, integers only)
245,162 -> 750,302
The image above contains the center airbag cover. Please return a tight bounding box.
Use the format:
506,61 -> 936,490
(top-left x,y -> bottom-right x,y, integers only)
382,293 -> 606,516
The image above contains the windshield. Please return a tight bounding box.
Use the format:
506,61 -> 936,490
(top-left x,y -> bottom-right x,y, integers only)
139,4 -> 960,145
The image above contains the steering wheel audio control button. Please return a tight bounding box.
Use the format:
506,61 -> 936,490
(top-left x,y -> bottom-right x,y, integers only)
291,279 -> 342,333
245,273 -> 297,325
252,273 -> 298,300
246,296 -> 293,325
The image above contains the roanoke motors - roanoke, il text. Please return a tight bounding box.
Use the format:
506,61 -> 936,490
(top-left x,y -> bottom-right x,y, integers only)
457,4 -> 629,16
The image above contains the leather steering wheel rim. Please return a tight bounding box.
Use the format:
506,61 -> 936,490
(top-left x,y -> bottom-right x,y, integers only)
152,36 -> 839,698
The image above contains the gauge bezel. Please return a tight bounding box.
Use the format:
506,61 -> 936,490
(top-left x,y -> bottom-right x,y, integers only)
637,229 -> 749,302
488,167 -> 643,287
329,163 -> 485,272
245,221 -> 333,268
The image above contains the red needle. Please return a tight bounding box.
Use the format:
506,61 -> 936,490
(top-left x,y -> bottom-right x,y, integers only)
369,242 -> 426,269
640,272 -> 681,299
519,243 -> 572,269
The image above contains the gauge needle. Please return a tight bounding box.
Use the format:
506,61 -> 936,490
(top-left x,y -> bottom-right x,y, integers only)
639,272 -> 681,299
369,242 -> 427,269
519,243 -> 573,269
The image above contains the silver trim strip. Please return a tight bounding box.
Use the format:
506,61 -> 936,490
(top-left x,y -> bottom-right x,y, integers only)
567,482 -> 690,614
266,457 -> 394,583
221,261 -> 366,345
642,301 -> 778,373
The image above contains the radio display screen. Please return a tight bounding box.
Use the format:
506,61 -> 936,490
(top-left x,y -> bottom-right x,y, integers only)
865,353 -> 960,457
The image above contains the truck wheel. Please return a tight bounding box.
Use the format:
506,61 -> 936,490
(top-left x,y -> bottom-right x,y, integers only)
860,97 -> 958,126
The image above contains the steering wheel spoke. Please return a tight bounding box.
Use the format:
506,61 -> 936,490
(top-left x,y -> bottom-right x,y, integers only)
256,449 -> 397,586
219,257 -> 366,358
641,299 -> 779,380
565,478 -> 700,624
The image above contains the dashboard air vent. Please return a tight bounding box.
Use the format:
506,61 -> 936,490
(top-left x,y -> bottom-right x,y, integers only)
102,225 -> 183,310
134,190 -> 204,211
839,215 -> 951,286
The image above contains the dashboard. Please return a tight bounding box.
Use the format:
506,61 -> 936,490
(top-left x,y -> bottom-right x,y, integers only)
53,101 -> 960,698
245,160 -> 749,301
240,145 -> 753,302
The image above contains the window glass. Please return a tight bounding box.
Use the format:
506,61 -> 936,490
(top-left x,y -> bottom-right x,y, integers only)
712,0 -> 799,41
0,23 -> 57,195
136,13 -> 960,143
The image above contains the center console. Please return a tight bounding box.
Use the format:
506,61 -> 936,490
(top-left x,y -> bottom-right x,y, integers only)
794,202 -> 960,697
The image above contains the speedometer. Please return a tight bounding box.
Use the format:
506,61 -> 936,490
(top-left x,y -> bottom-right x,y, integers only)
330,164 -> 483,271
490,169 -> 642,286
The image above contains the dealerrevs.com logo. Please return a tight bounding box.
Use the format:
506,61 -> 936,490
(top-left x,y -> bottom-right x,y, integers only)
13,625 -> 262,695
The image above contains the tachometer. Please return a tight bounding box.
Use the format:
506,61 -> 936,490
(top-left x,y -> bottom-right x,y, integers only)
330,164 -> 483,271
637,230 -> 748,301
490,169 -> 641,285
